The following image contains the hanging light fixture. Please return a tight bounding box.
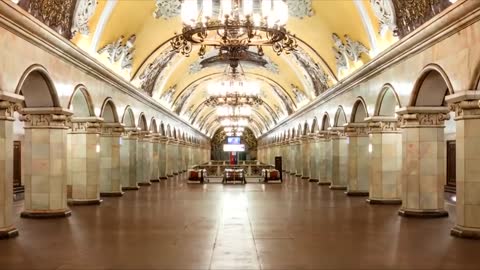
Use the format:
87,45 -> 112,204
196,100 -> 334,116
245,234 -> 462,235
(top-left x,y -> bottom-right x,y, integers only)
171,0 -> 296,58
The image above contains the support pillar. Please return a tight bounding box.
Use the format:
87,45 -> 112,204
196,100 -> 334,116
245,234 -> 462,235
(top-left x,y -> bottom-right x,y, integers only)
67,117 -> 103,205
365,117 -> 402,204
158,136 -> 168,179
329,127 -> 348,190
345,123 -> 369,196
150,134 -> 160,182
301,135 -> 311,180
137,131 -> 152,186
99,123 -> 124,197
318,132 -> 332,186
166,139 -> 174,177
397,107 -> 449,217
309,135 -> 320,182
121,128 -> 139,190
21,107 -> 73,218
447,91 -> 480,238
0,93 -> 22,238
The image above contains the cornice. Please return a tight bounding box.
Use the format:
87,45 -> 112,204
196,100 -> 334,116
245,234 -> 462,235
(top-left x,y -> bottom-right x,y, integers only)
0,0 -> 208,140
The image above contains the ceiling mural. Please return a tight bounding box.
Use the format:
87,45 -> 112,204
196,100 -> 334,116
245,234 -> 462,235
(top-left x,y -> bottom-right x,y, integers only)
12,0 -> 451,138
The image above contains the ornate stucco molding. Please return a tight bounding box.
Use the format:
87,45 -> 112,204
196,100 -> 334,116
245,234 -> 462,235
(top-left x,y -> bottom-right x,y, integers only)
370,0 -> 397,36
97,34 -> 136,72
138,50 -> 177,97
153,0 -> 181,19
71,0 -> 97,36
287,0 -> 314,19
396,107 -> 450,128
291,47 -> 332,96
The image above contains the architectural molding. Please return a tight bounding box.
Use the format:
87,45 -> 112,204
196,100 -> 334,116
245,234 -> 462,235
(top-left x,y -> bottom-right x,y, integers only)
98,34 -> 136,72
71,0 -> 97,36
287,0 -> 314,19
370,0 -> 397,36
153,0 -> 181,19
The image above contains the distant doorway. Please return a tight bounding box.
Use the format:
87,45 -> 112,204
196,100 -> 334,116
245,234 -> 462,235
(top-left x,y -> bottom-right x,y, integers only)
445,140 -> 456,193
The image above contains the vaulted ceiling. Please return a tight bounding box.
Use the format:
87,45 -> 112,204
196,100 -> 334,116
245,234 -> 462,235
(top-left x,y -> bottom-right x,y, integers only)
17,0 -> 418,137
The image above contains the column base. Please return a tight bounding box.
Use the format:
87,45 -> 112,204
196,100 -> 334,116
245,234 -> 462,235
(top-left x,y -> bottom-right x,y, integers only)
295,174 -> 302,177
122,186 -> 139,191
451,225 -> 480,239
21,209 -> 72,219
0,226 -> 19,239
67,199 -> 102,206
150,179 -> 160,183
167,174 -> 174,177
138,182 -> 152,186
159,176 -> 168,180
100,191 -> 124,197
301,176 -> 310,180
345,191 -> 369,196
398,209 -> 448,218
366,198 -> 402,205
329,185 -> 347,190
173,172 -> 179,176
309,178 -> 319,182
318,181 -> 331,186
289,172 -> 296,176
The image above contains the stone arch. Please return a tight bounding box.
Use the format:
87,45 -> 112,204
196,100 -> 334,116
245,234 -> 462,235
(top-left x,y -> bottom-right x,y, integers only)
409,64 -> 454,107
150,118 -> 158,133
15,64 -> 61,108
291,128 -> 296,139
67,85 -> 95,117
297,124 -> 302,137
166,124 -> 172,137
334,106 -> 347,127
311,117 -> 320,133
350,97 -> 369,123
321,112 -> 331,131
374,84 -> 402,116
159,122 -> 166,136
121,106 -> 136,127
173,128 -> 177,139
137,113 -> 148,131
100,98 -> 119,123
303,121 -> 309,135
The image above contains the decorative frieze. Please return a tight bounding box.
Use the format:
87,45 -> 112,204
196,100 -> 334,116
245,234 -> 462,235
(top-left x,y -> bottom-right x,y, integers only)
69,117 -> 102,133
20,108 -> 72,129
100,123 -> 124,136
365,116 -> 400,133
71,0 -> 97,36
446,91 -> 480,119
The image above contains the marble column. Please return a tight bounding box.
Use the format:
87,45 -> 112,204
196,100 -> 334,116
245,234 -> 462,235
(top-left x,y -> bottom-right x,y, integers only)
345,123 -> 370,196
121,128 -> 139,190
365,117 -> 402,204
166,140 -> 174,177
447,92 -> 480,238
397,107 -> 449,217
158,136 -> 168,180
67,117 -> 102,205
99,123 -> 124,197
301,135 -> 311,180
281,142 -> 288,172
287,140 -> 295,175
309,135 -> 320,182
318,132 -> 332,186
329,127 -> 348,190
150,134 -> 160,182
0,93 -> 22,238
295,139 -> 302,177
21,107 -> 72,218
137,131 -> 152,186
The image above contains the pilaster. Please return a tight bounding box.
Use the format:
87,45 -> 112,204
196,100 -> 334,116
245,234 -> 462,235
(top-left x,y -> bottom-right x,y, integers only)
317,131 -> 332,186
300,135 -> 311,180
344,123 -> 369,196
329,127 -> 347,190
99,122 -> 124,197
121,127 -> 139,190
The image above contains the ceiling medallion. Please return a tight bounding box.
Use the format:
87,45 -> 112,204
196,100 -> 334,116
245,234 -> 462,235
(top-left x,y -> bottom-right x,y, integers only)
170,0 -> 297,58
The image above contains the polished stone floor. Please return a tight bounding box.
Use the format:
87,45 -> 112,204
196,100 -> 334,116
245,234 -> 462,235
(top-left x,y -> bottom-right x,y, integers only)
0,176 -> 479,270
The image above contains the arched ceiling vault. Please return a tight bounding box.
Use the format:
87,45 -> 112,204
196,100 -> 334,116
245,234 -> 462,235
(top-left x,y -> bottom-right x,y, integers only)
19,0 -> 430,137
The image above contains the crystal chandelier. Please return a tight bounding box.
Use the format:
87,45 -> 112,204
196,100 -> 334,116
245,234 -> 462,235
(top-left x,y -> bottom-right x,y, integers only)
171,0 -> 297,58
205,62 -> 263,107
224,126 -> 245,136
216,105 -> 252,116
220,116 -> 250,127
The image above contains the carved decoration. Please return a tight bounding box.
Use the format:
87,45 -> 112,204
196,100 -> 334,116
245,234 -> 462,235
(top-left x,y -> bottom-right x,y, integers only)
21,113 -> 70,128
18,0 -> 77,39
270,84 -> 295,114
98,35 -> 136,72
160,85 -> 176,105
344,35 -> 370,62
138,50 -> 177,96
449,101 -> 480,119
332,33 -> 369,75
292,47 -> 331,96
153,0 -> 181,19
291,85 -> 308,104
392,0 -> 452,38
0,101 -> 19,120
71,0 -> 97,36
173,85 -> 198,114
70,121 -> 101,133
286,0 -> 314,19
398,112 -> 450,127
370,0 -> 397,37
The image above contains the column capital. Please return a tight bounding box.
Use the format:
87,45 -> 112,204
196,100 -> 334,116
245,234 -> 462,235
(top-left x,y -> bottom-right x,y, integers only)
70,116 -> 103,134
446,90 -> 480,120
100,122 -> 124,136
344,123 -> 368,137
396,106 -> 450,128
0,91 -> 23,121
365,116 -> 401,134
20,107 -> 73,129
328,126 -> 346,137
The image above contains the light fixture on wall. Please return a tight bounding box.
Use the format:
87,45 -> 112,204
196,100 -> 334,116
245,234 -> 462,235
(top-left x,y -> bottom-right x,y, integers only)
171,0 -> 296,58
